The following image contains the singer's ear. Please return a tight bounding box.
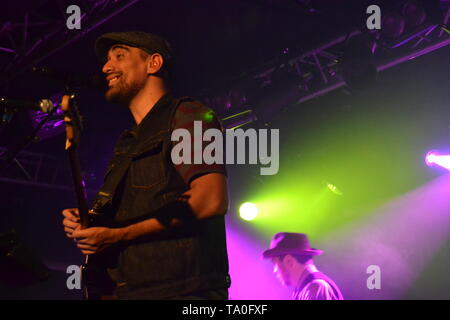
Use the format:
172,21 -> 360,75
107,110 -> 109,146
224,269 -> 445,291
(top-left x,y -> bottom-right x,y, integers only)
146,53 -> 164,75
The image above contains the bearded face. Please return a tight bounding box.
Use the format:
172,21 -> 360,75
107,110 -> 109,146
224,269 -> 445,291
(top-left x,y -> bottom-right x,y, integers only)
272,256 -> 293,287
104,72 -> 144,104
102,44 -> 149,104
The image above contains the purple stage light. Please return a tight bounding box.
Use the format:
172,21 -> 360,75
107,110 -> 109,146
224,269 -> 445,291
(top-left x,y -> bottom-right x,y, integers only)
425,151 -> 437,166
425,151 -> 450,170
225,221 -> 291,299
317,172 -> 450,299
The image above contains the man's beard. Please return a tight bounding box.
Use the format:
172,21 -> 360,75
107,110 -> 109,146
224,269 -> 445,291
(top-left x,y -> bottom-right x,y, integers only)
104,78 -> 143,105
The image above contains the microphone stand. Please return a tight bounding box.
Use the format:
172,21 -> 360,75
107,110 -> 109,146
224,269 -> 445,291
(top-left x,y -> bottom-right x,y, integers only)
0,106 -> 58,176
0,72 -> 82,176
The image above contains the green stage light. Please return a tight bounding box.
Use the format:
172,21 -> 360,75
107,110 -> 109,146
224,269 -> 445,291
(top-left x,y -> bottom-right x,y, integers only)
326,182 -> 343,196
239,202 -> 259,221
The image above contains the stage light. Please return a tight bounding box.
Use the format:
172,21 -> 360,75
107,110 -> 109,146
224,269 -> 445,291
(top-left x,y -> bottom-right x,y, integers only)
326,183 -> 343,196
402,1 -> 427,27
425,151 -> 450,170
381,0 -> 443,48
425,151 -> 437,166
239,202 -> 259,221
382,12 -> 406,38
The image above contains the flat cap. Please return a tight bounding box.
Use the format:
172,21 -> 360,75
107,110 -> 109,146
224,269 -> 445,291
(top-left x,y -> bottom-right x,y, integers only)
95,31 -> 172,63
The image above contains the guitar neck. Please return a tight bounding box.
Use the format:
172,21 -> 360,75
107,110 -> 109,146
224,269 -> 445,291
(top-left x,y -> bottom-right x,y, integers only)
62,94 -> 91,228
67,145 -> 90,228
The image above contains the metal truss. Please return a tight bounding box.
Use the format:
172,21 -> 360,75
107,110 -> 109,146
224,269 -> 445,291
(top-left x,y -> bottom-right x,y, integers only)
0,0 -> 141,87
258,2 -> 450,107
0,146 -> 96,192
209,1 -> 450,124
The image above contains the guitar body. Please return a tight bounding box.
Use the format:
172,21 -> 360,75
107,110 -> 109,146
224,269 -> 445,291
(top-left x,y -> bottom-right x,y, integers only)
82,248 -> 117,299
62,94 -> 116,299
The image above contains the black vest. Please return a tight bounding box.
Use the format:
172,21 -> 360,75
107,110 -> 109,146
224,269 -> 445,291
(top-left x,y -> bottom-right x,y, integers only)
92,94 -> 230,299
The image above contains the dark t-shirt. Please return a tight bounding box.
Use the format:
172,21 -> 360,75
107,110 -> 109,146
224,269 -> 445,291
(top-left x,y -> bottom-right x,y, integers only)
171,99 -> 227,183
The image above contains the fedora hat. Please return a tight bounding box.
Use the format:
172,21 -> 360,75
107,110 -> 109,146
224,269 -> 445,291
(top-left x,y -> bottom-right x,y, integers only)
262,232 -> 323,259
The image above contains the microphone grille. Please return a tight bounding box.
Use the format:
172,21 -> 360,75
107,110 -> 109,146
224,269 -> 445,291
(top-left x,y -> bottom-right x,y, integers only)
39,99 -> 54,113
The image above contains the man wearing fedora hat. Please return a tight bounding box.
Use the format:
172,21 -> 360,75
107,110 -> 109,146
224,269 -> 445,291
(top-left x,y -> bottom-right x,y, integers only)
263,232 -> 343,300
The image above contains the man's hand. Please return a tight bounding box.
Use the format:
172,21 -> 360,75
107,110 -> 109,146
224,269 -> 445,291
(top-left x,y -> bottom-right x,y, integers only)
62,208 -> 124,255
71,227 -> 124,255
62,208 -> 81,239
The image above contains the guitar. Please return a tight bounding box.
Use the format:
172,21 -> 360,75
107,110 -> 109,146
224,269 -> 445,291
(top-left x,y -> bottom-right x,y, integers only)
61,94 -> 115,299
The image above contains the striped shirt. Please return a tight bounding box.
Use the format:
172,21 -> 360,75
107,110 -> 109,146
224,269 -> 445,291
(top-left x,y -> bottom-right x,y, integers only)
293,269 -> 344,300
295,279 -> 342,300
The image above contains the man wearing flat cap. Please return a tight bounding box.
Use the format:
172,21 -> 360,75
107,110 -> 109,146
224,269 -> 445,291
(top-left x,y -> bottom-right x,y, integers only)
263,232 -> 343,300
62,31 -> 230,299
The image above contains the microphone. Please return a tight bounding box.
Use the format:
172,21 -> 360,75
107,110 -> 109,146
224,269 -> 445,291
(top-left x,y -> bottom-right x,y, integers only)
31,66 -> 106,90
0,97 -> 55,113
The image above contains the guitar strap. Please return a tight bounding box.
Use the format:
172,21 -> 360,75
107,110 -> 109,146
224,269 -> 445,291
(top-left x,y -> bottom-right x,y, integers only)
90,153 -> 132,215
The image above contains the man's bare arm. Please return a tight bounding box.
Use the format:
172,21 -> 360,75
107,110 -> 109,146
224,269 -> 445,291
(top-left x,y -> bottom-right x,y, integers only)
120,172 -> 228,240
182,172 -> 228,219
